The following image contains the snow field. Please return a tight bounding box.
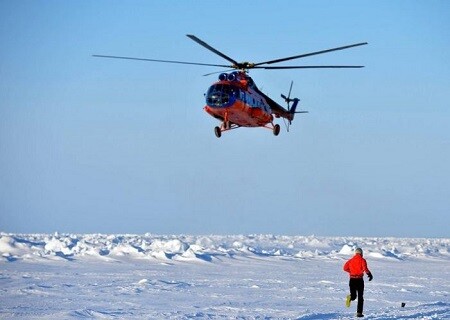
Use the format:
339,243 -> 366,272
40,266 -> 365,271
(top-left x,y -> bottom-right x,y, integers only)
0,233 -> 449,319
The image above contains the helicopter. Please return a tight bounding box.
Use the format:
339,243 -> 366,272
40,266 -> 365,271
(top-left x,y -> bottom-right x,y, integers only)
94,35 -> 367,138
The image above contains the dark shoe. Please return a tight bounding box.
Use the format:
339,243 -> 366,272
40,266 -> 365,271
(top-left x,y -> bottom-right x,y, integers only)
356,313 -> 364,317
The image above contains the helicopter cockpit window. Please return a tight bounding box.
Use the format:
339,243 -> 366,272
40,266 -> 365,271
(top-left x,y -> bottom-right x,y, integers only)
206,84 -> 240,107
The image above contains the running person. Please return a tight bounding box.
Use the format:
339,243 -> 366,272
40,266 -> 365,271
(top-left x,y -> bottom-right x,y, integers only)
343,247 -> 373,317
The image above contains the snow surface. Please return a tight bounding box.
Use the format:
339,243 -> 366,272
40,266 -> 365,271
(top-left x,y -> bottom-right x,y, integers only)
0,233 -> 449,319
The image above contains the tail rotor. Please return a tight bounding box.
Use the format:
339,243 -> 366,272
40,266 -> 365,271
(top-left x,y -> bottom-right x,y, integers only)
281,81 -> 307,131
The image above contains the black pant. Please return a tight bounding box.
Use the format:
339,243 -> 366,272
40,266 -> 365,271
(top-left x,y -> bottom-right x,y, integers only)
349,278 -> 364,314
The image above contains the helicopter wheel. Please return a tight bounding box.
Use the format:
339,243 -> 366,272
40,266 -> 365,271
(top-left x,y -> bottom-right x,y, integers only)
214,126 -> 222,138
273,124 -> 280,136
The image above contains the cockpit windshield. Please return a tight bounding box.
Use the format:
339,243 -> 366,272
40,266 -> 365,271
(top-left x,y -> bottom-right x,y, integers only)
206,84 -> 240,107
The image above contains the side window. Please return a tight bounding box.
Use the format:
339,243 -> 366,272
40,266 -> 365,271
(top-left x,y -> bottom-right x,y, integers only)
241,91 -> 246,103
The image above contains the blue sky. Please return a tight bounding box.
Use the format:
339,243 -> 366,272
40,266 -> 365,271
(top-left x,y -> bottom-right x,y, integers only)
1,1 -> 449,237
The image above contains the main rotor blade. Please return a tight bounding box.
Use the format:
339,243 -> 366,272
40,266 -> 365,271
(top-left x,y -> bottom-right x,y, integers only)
92,55 -> 231,68
254,42 -> 368,66
186,34 -> 239,66
255,65 -> 365,69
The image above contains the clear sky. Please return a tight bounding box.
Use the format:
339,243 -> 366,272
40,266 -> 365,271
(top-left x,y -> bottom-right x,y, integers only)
1,1 -> 449,237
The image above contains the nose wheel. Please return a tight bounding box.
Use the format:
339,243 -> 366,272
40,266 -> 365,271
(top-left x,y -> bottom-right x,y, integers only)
273,124 -> 280,136
214,126 -> 222,138
214,121 -> 231,138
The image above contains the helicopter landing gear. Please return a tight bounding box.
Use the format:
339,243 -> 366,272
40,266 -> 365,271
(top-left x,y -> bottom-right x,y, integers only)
273,124 -> 280,136
214,126 -> 222,138
214,121 -> 231,138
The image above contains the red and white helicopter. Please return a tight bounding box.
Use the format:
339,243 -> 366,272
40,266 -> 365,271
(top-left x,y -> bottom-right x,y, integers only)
94,35 -> 367,137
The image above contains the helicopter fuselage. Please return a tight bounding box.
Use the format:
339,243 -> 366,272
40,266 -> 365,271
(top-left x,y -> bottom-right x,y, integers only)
204,72 -> 275,128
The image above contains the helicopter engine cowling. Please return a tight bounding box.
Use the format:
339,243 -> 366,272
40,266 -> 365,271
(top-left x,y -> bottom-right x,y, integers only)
227,73 -> 237,81
218,73 -> 228,81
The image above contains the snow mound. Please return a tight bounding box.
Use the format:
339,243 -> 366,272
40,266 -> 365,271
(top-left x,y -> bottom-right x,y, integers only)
0,233 -> 448,263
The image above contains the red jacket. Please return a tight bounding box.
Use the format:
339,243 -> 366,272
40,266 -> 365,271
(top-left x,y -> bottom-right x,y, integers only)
343,254 -> 371,278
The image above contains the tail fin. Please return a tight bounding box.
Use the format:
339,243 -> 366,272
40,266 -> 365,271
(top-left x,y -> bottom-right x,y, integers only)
288,98 -> 308,122
289,98 -> 300,121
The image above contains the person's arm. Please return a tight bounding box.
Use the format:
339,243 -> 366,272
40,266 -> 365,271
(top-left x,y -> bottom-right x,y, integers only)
343,260 -> 350,273
363,259 -> 373,281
